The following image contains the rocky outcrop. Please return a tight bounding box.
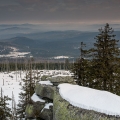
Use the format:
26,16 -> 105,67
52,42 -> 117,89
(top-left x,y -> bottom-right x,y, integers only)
25,83 -> 54,120
25,76 -> 120,120
48,76 -> 76,86
40,105 -> 53,120
25,101 -> 45,119
41,75 -> 52,81
25,75 -> 75,120
35,83 -> 55,100
53,89 -> 120,120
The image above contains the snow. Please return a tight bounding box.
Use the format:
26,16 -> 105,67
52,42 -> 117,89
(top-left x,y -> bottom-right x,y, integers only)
31,93 -> 45,102
53,56 -> 70,59
2,70 -> 120,117
0,52 -> 30,58
9,47 -> 19,52
41,103 -> 53,112
58,83 -> 120,116
44,103 -> 53,109
0,71 -> 26,107
40,70 -> 72,77
0,46 -> 31,58
51,74 -> 72,77
39,80 -> 53,85
0,70 -> 72,109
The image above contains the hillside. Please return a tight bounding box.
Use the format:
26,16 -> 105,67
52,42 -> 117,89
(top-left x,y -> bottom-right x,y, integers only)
0,25 -> 120,59
0,31 -> 102,59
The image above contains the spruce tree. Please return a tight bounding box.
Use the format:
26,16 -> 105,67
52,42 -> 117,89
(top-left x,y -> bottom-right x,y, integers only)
73,42 -> 90,86
17,72 -> 31,119
0,88 -> 11,120
73,24 -> 120,95
17,69 -> 37,119
92,23 -> 120,94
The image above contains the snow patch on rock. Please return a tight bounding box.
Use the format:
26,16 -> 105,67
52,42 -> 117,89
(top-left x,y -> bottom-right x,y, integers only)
58,83 -> 120,116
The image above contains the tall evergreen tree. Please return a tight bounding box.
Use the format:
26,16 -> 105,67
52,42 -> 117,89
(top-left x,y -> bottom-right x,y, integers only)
73,23 -> 120,95
17,69 -> 38,119
0,88 -> 11,120
92,23 -> 120,94
73,42 -> 90,86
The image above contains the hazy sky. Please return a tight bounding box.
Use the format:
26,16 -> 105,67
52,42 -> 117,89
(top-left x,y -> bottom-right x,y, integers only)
0,0 -> 120,25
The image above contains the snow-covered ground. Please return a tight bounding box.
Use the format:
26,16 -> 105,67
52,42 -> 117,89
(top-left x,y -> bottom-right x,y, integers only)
0,46 -> 31,58
0,70 -> 72,108
0,52 -> 30,58
0,71 -> 27,108
1,70 -> 120,117
58,83 -> 120,116
52,56 -> 73,59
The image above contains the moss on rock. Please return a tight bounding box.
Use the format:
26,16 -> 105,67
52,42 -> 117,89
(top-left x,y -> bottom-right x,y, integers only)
26,77 -> 120,120
41,75 -> 52,81
25,101 -> 45,118
35,83 -> 55,100
25,104 -> 34,118
40,106 -> 53,120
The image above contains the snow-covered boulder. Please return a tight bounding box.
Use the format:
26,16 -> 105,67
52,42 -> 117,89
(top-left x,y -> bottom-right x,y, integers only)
26,77 -> 120,120
25,93 -> 53,120
41,75 -> 52,81
26,81 -> 54,120
53,84 -> 120,120
48,76 -> 76,86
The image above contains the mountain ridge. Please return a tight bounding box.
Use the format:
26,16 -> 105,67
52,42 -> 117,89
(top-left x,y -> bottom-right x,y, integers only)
0,30 -> 120,59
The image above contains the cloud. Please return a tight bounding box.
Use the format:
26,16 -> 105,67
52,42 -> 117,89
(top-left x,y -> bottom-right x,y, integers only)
25,4 -> 36,11
0,0 -> 120,24
0,0 -> 19,6
49,6 -> 59,12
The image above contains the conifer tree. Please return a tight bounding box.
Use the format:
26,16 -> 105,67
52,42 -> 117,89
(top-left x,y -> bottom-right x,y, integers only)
0,88 -> 11,120
92,23 -> 120,94
17,68 -> 37,119
17,72 -> 31,119
73,42 -> 90,86
73,24 -> 120,95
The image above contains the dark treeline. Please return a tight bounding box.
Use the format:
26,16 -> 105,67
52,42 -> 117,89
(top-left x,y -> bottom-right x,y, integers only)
0,59 -> 72,71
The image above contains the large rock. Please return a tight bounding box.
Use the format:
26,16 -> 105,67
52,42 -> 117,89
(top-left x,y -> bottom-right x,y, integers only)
35,83 -> 55,100
41,75 -> 52,81
48,76 -> 76,86
25,101 -> 45,118
26,82 -> 54,119
53,89 -> 120,120
26,76 -> 120,120
40,106 -> 53,120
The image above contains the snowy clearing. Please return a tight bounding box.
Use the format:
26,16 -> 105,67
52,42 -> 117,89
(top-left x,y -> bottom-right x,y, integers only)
0,70 -> 72,109
58,83 -> 120,116
53,56 -> 70,59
